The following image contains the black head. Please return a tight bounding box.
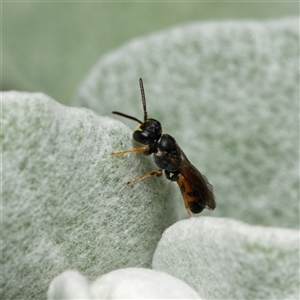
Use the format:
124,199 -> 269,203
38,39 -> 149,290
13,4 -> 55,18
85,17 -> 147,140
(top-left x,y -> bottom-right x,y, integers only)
133,118 -> 162,145
112,78 -> 162,145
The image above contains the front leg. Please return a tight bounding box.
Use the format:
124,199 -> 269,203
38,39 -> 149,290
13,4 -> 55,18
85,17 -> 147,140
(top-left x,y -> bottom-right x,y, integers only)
111,146 -> 150,155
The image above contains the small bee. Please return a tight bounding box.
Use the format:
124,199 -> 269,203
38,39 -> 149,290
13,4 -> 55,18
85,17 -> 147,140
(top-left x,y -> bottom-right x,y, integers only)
111,78 -> 216,216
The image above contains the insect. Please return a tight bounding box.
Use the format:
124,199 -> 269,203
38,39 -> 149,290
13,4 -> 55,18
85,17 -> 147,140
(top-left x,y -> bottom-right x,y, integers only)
111,78 -> 216,216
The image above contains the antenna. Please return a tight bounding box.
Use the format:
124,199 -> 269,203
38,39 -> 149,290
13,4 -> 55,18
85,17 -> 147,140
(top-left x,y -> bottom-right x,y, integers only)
111,111 -> 143,124
139,78 -> 148,121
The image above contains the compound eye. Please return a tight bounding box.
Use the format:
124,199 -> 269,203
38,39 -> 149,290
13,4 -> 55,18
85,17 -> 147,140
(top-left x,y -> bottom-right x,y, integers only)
133,130 -> 150,144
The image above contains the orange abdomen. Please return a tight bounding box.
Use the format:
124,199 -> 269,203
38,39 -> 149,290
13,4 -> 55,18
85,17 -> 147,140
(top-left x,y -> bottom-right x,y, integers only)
176,173 -> 205,215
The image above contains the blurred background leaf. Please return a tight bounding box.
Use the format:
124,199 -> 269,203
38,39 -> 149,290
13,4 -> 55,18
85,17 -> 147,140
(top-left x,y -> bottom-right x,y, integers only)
2,1 -> 298,104
73,18 -> 298,229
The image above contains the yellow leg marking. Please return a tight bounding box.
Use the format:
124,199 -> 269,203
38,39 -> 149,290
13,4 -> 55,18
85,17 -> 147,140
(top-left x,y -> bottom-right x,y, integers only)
126,170 -> 163,185
111,146 -> 149,155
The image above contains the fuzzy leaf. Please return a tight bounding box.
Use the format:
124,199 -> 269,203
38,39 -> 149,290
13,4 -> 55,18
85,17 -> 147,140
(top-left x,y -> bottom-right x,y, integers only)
2,92 -> 180,299
74,18 -> 299,228
47,268 -> 200,299
152,217 -> 299,299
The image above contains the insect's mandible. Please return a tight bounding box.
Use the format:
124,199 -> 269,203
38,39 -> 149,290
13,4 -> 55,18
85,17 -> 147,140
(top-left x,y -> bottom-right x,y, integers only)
111,78 -> 216,216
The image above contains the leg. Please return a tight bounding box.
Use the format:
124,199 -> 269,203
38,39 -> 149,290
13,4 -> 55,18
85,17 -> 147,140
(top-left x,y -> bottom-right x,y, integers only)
181,188 -> 192,217
126,170 -> 163,185
177,176 -> 192,217
165,170 -> 179,182
111,146 -> 149,155
184,199 -> 192,217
